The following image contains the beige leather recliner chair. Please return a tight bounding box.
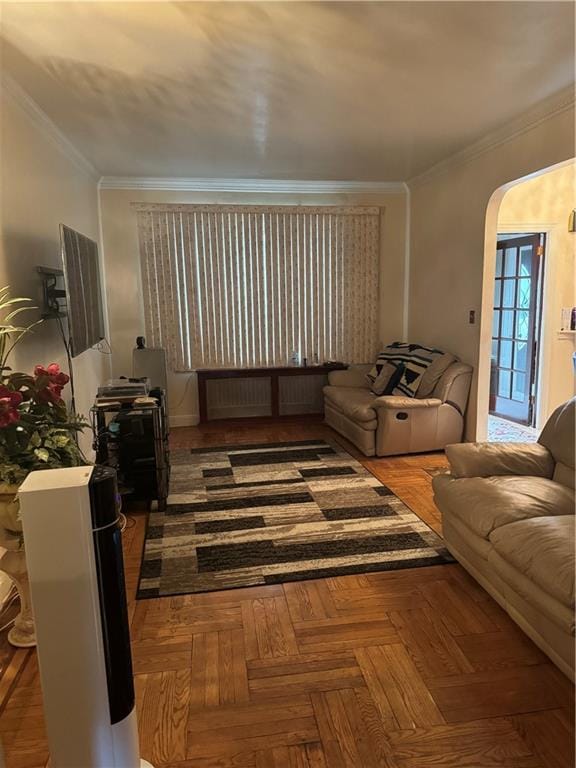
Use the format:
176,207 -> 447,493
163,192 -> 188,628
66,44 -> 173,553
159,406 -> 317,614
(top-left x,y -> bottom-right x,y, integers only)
323,361 -> 472,457
433,397 -> 575,679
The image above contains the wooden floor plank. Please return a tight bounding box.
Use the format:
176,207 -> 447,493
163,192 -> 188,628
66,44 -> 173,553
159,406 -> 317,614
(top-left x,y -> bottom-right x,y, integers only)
242,600 -> 261,662
419,579 -> 498,636
189,696 -> 313,731
187,714 -> 318,759
256,744 -> 310,768
311,689 -> 398,768
352,648 -> 399,731
454,628 -> 548,672
151,669 -> 191,765
356,644 -> 445,729
249,666 -> 365,701
264,597 -> 300,658
389,605 -> 475,679
322,689 -> 373,768
132,635 -> 193,674
293,613 -> 399,654
247,650 -> 356,679
137,672 -> 163,760
511,709 -> 575,768
330,584 -> 428,614
284,581 -> 337,623
230,628 -> 250,705
388,718 -> 543,768
309,691 -> 349,768
427,664 -> 571,722
303,742 -> 329,768
0,650 -> 29,714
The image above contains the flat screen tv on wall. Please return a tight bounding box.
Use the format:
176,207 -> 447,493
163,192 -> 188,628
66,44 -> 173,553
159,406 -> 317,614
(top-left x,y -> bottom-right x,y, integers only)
60,224 -> 105,357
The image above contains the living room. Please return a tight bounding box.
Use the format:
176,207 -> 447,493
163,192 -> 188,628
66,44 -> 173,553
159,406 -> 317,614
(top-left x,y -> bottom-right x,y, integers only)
0,2 -> 574,767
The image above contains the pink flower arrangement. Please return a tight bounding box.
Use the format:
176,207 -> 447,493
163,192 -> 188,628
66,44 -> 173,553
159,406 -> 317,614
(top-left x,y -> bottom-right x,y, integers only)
0,386 -> 23,428
0,362 -> 86,485
33,363 -> 70,405
0,289 -> 87,486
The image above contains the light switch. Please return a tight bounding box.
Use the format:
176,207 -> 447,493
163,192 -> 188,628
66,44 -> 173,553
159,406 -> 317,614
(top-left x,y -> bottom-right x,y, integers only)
469,310 -> 476,324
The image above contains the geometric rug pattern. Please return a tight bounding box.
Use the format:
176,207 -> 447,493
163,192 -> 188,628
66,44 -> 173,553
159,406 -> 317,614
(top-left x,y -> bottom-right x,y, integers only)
138,439 -> 453,598
488,415 -> 539,443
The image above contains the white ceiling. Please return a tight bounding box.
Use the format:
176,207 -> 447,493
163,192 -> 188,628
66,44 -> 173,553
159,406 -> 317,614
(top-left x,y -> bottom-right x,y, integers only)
1,1 -> 574,180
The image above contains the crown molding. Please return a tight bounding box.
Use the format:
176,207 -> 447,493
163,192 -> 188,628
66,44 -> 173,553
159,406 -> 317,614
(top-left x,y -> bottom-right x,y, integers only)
98,176 -> 406,194
2,74 -> 100,182
408,85 -> 575,188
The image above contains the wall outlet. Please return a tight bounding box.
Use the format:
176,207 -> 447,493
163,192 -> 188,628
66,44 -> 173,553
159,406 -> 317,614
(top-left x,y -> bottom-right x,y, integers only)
469,310 -> 476,324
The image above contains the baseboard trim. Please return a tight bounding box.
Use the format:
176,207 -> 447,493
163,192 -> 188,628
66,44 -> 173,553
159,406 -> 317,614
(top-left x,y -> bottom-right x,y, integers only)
169,402 -> 325,426
208,405 -> 271,420
169,414 -> 200,427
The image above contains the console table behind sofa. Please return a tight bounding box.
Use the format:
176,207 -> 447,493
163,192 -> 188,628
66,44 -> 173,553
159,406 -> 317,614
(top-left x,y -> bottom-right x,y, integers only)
196,365 -> 347,423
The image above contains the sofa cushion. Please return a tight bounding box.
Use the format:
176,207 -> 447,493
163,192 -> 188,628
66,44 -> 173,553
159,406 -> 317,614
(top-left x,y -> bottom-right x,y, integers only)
391,343 -> 447,398
327,367 -> 372,389
369,361 -> 404,396
323,386 -> 377,423
433,474 -> 575,540
489,516 -> 575,609
488,550 -> 575,635
445,442 -> 555,480
418,352 -> 457,398
391,359 -> 426,398
366,342 -> 446,397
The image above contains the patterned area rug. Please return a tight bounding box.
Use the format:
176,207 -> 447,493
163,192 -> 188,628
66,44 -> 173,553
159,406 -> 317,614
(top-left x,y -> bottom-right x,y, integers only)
488,415 -> 539,443
137,439 -> 454,598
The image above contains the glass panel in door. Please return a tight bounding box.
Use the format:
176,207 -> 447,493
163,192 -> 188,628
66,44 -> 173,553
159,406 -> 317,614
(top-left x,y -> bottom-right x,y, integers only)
490,234 -> 541,425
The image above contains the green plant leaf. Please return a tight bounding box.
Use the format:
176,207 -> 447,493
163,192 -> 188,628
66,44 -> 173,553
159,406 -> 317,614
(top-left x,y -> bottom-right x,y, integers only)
0,297 -> 33,307
4,306 -> 37,322
34,448 -> 50,462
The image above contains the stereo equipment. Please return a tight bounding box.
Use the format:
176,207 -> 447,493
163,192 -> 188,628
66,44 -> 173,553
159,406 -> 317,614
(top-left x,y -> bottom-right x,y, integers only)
132,341 -> 168,409
91,391 -> 170,511
97,379 -> 149,401
19,466 -> 154,768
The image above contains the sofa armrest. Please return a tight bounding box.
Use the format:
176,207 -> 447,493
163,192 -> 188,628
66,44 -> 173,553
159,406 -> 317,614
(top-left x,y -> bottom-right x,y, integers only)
327,366 -> 371,388
372,396 -> 442,409
445,442 -> 554,479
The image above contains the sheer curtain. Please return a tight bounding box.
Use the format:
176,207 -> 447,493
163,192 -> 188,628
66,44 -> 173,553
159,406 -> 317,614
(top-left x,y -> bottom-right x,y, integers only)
134,204 -> 380,371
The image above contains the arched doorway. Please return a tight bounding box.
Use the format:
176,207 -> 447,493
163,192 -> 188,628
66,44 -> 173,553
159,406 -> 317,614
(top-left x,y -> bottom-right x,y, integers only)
478,160 -> 576,441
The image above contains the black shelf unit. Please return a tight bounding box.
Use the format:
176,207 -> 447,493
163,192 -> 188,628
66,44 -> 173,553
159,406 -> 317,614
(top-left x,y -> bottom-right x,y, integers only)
91,391 -> 170,512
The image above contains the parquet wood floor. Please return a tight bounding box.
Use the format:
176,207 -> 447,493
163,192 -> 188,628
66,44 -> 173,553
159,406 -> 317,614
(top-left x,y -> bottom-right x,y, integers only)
0,417 -> 574,767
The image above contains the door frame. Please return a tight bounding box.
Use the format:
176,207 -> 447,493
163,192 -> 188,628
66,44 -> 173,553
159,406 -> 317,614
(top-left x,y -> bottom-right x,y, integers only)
495,223 -> 558,430
491,233 -> 544,426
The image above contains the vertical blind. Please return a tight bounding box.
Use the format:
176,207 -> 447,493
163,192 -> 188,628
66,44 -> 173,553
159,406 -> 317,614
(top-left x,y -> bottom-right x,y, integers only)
134,204 -> 380,370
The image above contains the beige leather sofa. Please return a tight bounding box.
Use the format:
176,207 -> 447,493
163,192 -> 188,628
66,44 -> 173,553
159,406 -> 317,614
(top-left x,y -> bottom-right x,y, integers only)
323,361 -> 472,456
433,397 -> 575,679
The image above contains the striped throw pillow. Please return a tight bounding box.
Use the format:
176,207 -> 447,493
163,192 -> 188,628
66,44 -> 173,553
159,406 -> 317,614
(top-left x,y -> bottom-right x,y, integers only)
367,342 -> 446,398
369,360 -> 405,396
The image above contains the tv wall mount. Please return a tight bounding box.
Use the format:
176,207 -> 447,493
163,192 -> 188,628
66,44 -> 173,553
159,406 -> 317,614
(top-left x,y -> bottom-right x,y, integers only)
37,266 -> 67,319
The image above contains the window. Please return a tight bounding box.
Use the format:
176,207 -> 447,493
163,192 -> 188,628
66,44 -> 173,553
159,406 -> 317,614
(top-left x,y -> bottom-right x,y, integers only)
135,204 -> 380,370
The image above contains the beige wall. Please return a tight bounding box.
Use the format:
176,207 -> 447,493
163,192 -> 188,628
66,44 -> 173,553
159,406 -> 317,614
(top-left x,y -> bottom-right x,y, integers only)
0,85 -> 111,454
408,106 -> 574,439
498,162 -> 576,427
99,188 -> 407,424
